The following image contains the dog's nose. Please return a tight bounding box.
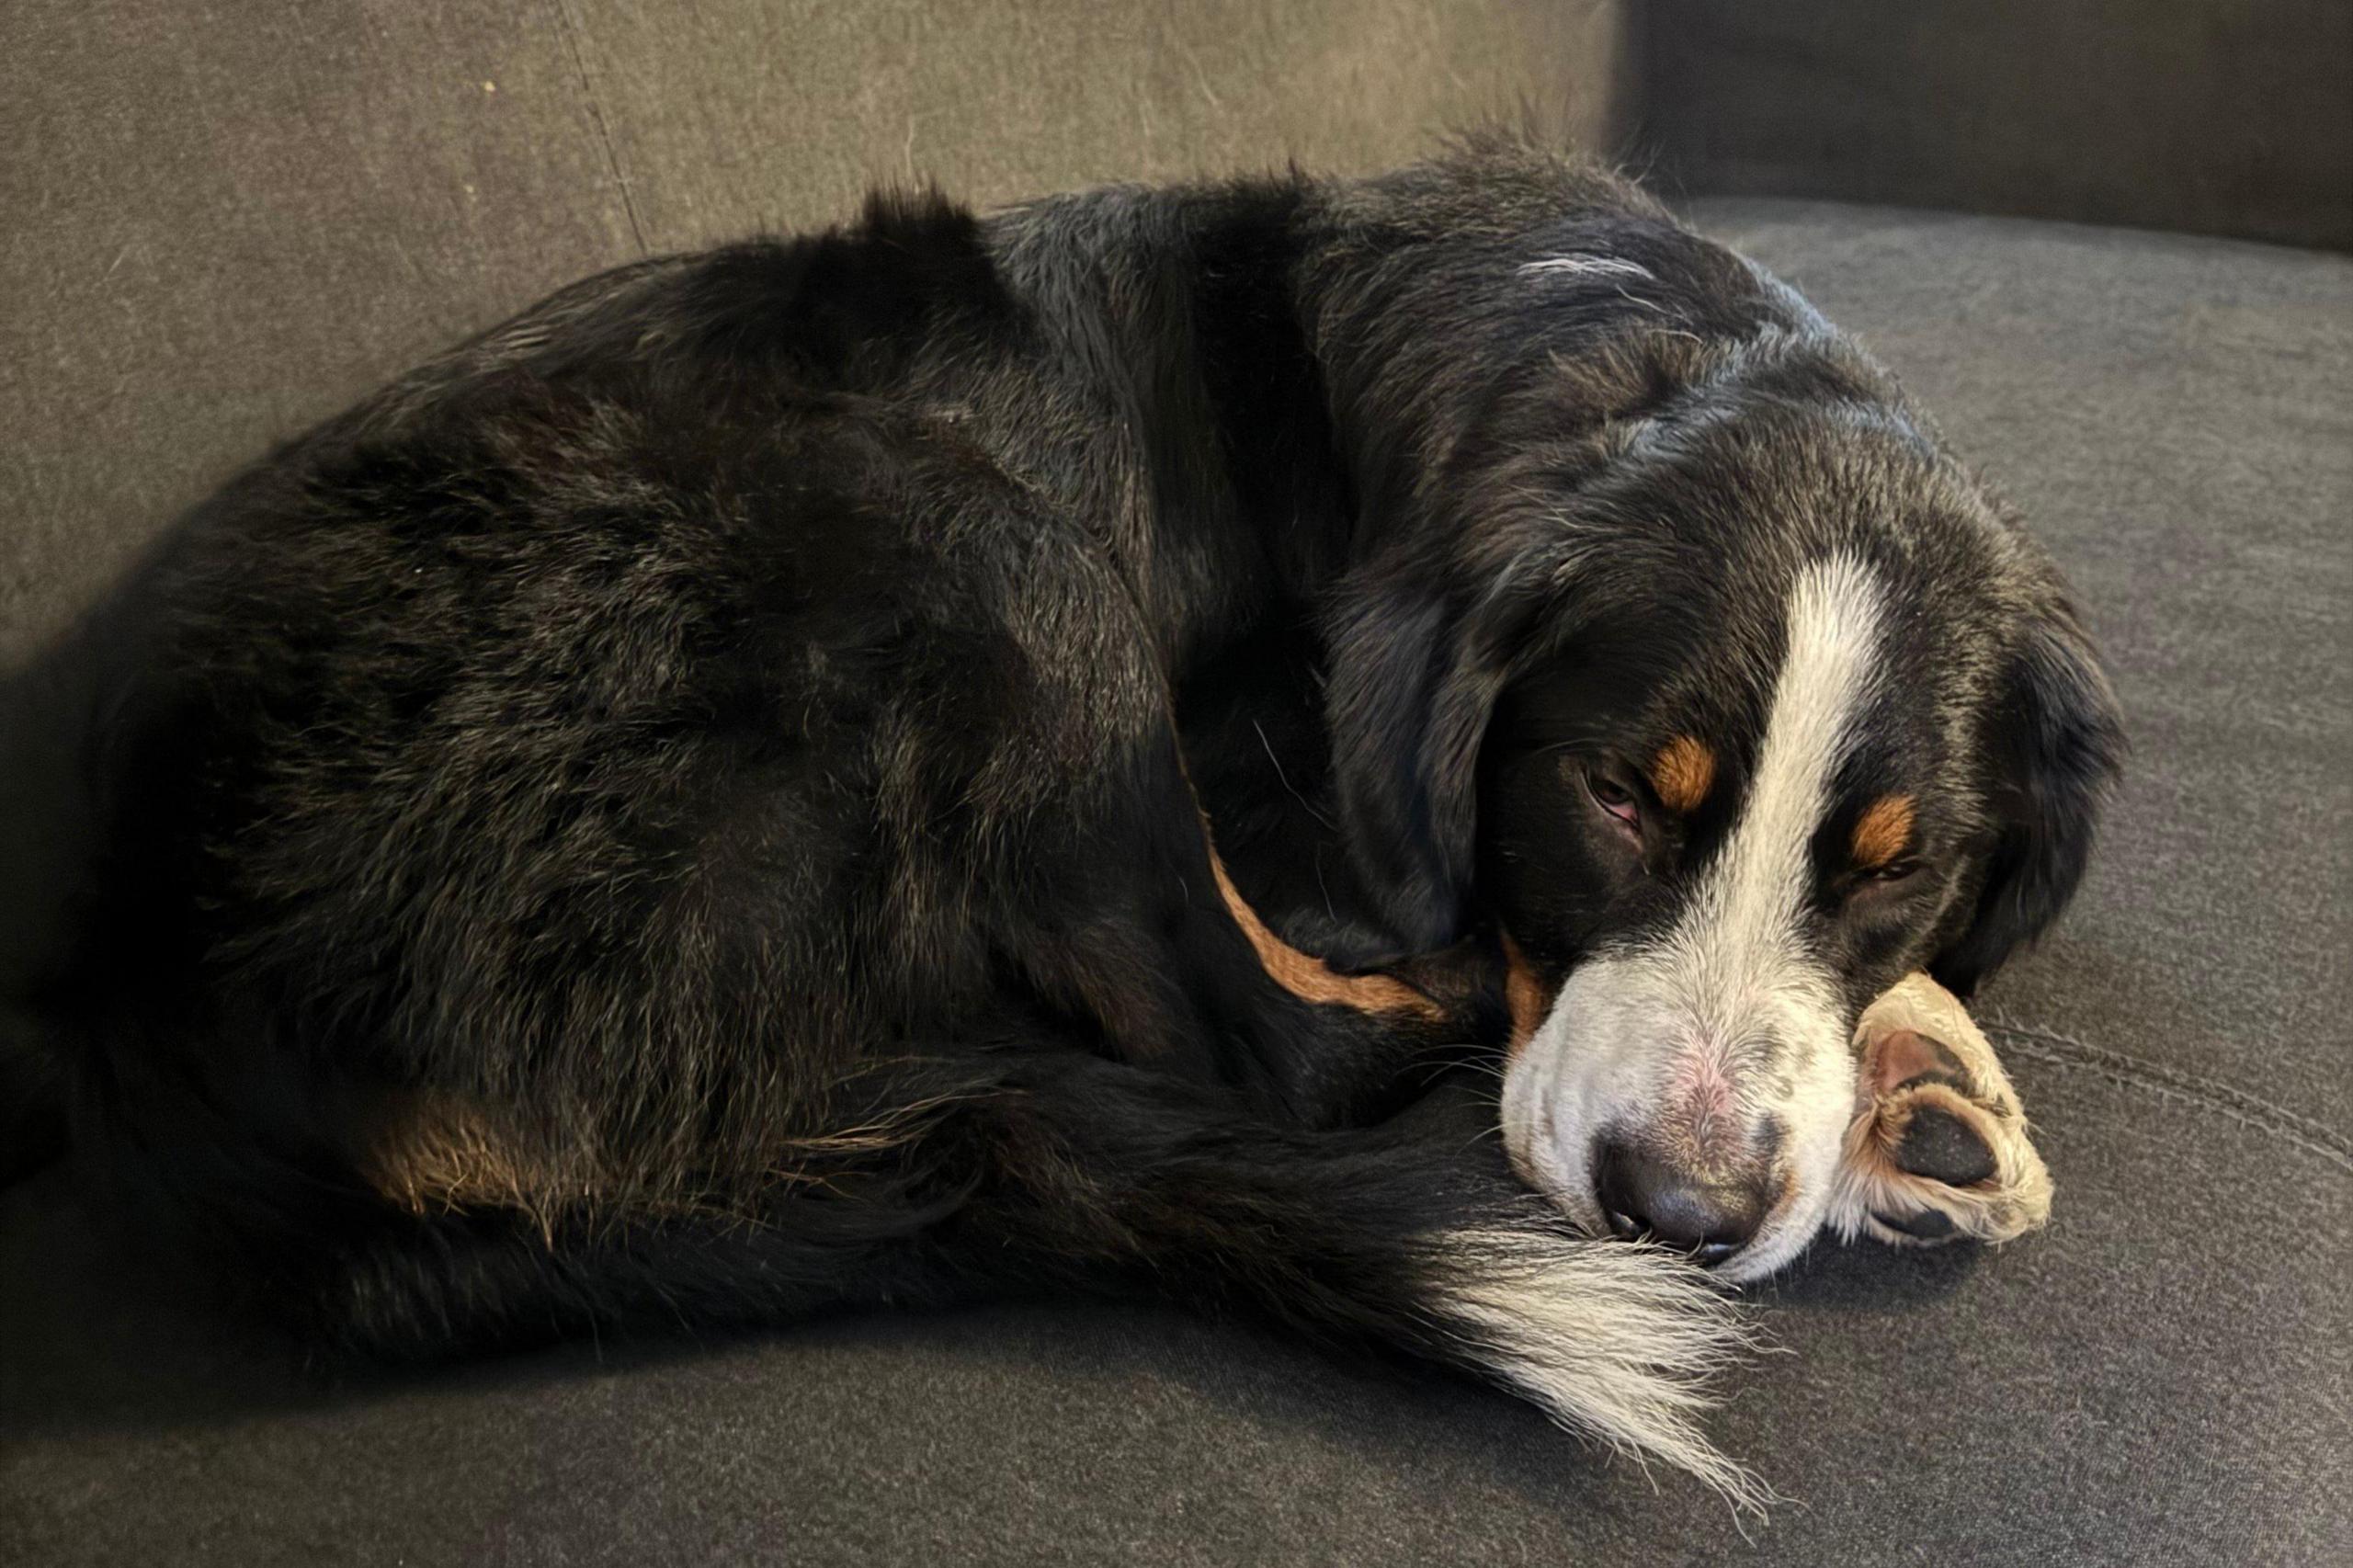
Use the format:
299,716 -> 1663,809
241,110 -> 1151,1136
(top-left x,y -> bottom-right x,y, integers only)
1594,1142 -> 1766,1267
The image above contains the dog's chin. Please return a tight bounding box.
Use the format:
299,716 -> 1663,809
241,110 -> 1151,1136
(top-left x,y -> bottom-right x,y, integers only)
1499,1055 -> 1599,1229
1707,1189 -> 1836,1283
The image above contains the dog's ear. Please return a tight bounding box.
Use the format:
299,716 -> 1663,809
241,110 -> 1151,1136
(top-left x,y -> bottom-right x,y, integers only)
1931,597 -> 2125,997
1324,566 -> 1518,958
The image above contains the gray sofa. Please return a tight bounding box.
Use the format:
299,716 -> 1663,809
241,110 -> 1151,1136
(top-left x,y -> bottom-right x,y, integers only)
4,5 -> 2347,1563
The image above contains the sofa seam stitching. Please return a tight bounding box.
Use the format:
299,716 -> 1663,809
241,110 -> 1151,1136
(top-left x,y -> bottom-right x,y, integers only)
549,0 -> 650,256
1984,1018 -> 2353,1178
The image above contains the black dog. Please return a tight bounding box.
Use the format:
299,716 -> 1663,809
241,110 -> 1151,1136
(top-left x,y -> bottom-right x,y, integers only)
45,136 -> 2120,1498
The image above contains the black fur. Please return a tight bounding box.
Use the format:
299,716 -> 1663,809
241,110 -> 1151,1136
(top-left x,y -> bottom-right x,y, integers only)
1929,590 -> 2128,996
31,138 -> 2119,1476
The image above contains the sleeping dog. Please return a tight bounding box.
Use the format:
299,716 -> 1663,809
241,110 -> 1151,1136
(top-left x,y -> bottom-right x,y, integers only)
55,136 -> 2119,1500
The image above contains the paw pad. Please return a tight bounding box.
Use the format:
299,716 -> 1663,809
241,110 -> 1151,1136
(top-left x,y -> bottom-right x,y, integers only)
1893,1105 -> 1999,1187
1828,974 -> 2053,1251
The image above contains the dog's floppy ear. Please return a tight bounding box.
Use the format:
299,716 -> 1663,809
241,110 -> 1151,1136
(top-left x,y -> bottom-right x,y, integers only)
1324,564 -> 1518,958
1931,597 -> 2126,997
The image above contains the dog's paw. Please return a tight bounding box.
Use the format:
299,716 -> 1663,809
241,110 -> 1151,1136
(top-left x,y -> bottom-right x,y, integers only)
1826,974 -> 2052,1249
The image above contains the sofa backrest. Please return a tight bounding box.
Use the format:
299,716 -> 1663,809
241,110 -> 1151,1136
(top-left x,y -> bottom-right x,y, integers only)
0,0 -> 1631,668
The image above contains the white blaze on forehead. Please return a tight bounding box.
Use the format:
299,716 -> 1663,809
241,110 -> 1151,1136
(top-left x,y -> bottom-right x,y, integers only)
1671,553 -> 1885,1038
1500,553 -> 1893,1280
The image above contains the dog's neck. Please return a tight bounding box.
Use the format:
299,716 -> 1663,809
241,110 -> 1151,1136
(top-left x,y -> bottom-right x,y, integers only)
971,169 -> 1744,681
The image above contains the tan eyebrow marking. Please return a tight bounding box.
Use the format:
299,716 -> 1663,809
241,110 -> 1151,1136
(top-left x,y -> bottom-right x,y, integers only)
1648,735 -> 1717,814
1851,793 -> 1917,869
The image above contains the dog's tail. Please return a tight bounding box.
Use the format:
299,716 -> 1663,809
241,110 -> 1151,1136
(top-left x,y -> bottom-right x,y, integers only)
972,1056 -> 1766,1506
233,1051 -> 1762,1507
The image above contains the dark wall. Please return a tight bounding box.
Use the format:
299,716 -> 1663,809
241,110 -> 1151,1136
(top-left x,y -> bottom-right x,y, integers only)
1641,0 -> 2353,251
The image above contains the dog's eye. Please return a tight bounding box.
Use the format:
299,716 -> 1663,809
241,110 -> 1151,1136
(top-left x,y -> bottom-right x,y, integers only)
1859,860 -> 1921,886
1585,769 -> 1642,831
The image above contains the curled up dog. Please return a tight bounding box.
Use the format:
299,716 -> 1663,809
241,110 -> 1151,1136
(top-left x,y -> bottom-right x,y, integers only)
31,135 -> 2120,1506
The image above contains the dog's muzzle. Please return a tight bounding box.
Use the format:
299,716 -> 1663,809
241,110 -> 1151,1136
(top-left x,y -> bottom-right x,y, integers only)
1501,947 -> 1859,1281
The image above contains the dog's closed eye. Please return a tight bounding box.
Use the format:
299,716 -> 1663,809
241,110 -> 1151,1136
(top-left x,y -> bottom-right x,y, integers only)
1584,767 -> 1642,834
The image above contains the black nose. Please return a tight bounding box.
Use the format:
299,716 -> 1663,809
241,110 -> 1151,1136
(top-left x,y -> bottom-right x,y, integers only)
1594,1142 -> 1768,1267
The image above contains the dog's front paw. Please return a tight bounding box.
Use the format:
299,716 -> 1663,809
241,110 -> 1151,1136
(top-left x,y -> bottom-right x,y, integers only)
1827,974 -> 2052,1249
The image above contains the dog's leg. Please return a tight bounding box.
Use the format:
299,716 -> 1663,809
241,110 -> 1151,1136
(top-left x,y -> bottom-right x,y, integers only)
1825,973 -> 2053,1247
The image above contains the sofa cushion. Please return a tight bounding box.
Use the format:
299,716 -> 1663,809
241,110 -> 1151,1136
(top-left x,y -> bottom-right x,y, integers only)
4,197 -> 2346,1567
1644,1 -> 2353,251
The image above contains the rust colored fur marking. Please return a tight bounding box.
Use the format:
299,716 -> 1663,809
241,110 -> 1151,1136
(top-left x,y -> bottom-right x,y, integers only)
1209,853 -> 1441,1019
1501,932 -> 1552,1061
358,1092 -> 569,1227
1648,735 -> 1716,814
1851,793 -> 1916,869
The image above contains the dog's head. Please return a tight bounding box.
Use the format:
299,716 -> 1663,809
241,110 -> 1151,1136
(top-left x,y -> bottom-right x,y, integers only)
1322,226 -> 2123,1279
